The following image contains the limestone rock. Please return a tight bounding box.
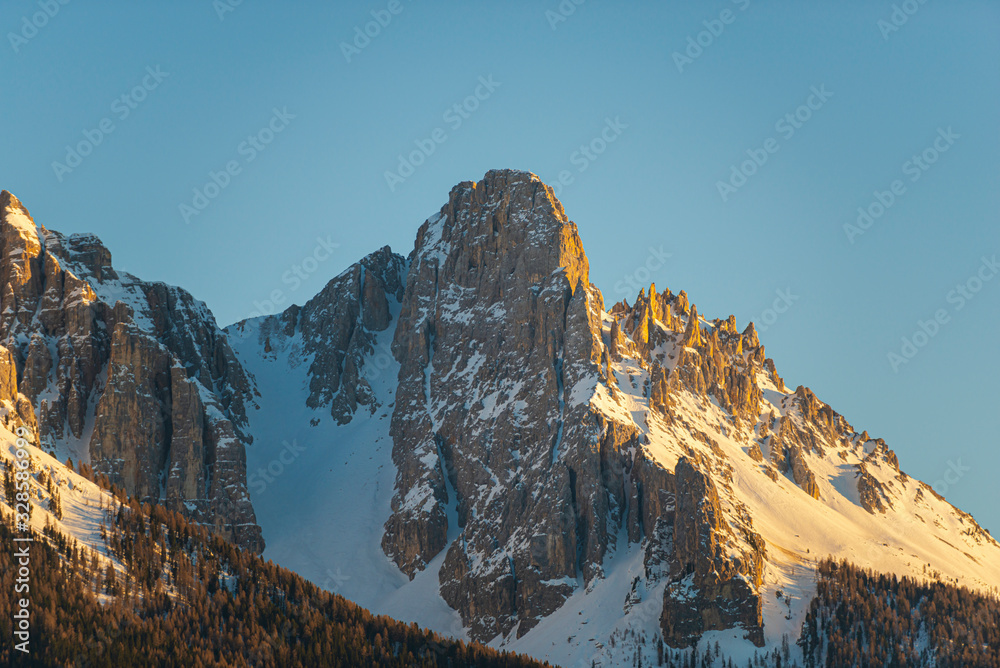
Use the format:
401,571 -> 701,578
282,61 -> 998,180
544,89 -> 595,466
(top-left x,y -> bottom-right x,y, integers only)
857,464 -> 890,514
681,305 -> 702,348
377,171 -> 643,639
649,362 -> 672,417
787,445 -> 821,499
0,190 -> 262,552
660,457 -> 765,647
674,290 -> 690,316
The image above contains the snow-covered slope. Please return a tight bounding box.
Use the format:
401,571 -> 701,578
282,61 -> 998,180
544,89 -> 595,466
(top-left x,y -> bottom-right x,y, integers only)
230,307 -> 467,638
0,421 -> 129,602
546,309 -> 1000,666
226,245 -> 469,634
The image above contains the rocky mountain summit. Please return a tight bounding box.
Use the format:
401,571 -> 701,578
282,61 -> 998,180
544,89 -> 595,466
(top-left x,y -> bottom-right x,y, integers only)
370,171 -> 778,644
0,190 -> 261,551
230,170 -> 1000,661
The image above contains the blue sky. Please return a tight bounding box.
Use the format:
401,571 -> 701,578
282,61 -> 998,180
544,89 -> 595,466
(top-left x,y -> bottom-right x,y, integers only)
2,1 -> 998,533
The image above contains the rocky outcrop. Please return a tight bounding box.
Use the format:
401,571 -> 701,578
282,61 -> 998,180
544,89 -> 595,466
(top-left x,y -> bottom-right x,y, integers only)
0,343 -> 37,436
0,190 -> 262,552
786,445 -> 820,499
767,413 -> 823,499
381,170 -> 618,639
660,457 -> 765,647
648,362 -> 673,417
230,246 -> 406,425
857,465 -> 889,514
615,289 -> 767,426
856,443 -> 900,515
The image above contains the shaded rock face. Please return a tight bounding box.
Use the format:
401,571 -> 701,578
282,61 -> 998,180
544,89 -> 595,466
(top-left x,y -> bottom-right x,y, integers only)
229,246 -> 407,425
0,190 -> 262,552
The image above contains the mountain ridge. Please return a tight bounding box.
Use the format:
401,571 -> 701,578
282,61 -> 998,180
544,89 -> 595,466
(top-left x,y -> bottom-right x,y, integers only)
3,171 -> 998,666
224,169 -> 1000,665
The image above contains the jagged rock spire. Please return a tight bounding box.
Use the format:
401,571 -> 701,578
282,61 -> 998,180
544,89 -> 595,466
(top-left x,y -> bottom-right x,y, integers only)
681,304 -> 702,348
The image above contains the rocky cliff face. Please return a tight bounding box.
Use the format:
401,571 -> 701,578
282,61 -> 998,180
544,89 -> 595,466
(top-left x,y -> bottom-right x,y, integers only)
381,171 -> 620,639
0,190 -> 262,552
376,170 -> 769,644
223,170 -> 1000,653
366,170 -> 997,650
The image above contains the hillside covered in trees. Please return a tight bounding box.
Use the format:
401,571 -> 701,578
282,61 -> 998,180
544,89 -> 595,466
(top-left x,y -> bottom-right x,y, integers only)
3,451 -> 998,667
0,467 -> 551,668
799,558 -> 1000,668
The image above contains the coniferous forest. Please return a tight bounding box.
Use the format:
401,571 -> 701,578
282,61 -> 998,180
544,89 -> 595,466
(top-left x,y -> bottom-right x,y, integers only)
3,461 -> 998,667
799,558 -> 1000,668
0,484 -> 551,668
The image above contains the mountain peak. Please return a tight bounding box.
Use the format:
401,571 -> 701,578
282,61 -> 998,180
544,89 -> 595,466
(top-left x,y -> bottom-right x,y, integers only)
1,189 -> 39,241
446,169 -> 568,225
0,191 -> 263,552
456,167 -> 543,190
0,189 -> 28,215
411,169 -> 585,296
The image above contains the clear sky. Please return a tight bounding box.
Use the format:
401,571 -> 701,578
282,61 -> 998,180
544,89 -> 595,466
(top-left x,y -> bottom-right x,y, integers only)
2,1 -> 998,533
